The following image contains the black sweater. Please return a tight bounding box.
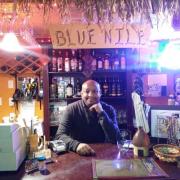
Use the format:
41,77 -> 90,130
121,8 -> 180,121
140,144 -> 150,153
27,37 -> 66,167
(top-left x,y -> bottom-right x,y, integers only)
55,100 -> 120,151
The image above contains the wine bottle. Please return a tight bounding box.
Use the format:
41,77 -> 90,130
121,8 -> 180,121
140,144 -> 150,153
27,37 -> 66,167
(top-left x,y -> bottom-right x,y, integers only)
103,77 -> 109,96
116,77 -> 121,96
120,51 -> 126,70
111,77 -> 116,96
66,77 -> 73,98
57,50 -> 64,72
91,50 -> 97,71
104,54 -> 110,70
50,78 -> 57,99
76,78 -> 81,97
113,49 -> 120,70
97,56 -> 103,70
64,51 -> 70,72
70,49 -> 78,72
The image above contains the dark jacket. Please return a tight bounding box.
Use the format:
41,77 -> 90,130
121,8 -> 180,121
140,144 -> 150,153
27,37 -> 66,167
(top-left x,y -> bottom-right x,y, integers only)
55,100 -> 120,151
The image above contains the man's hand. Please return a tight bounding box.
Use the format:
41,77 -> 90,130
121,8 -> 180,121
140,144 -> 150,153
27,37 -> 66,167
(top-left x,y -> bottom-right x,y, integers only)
89,103 -> 103,114
76,143 -> 96,156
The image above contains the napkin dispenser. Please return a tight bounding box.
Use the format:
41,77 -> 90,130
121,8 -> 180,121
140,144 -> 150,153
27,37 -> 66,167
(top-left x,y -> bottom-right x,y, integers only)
0,123 -> 27,171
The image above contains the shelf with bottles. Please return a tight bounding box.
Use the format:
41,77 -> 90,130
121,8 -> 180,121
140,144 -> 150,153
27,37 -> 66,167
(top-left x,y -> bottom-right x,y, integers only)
48,48 -> 127,74
12,75 -> 44,103
49,76 -> 83,102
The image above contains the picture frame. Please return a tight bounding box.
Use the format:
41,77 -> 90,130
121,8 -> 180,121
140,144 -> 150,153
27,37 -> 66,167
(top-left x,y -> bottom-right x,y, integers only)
150,105 -> 180,140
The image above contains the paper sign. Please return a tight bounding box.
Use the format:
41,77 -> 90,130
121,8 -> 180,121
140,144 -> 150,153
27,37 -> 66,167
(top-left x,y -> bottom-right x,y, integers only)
8,80 -> 14,89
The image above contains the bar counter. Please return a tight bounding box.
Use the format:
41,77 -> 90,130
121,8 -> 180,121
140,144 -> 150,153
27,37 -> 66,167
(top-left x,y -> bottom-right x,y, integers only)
0,143 -> 179,180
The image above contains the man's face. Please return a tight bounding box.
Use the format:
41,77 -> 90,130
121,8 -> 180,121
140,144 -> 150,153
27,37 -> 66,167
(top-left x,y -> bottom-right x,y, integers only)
81,81 -> 101,107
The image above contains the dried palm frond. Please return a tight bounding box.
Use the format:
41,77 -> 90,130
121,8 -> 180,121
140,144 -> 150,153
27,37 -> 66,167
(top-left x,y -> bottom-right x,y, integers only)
2,0 -> 180,27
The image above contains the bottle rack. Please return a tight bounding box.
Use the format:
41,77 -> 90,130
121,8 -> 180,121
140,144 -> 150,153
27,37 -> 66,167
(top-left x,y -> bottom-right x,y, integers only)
0,50 -> 43,74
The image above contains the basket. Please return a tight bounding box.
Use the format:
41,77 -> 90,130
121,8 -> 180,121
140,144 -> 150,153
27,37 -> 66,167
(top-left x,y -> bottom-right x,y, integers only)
153,144 -> 180,162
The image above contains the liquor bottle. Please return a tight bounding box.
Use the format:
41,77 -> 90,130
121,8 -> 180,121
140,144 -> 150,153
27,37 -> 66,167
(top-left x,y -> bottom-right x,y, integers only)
50,78 -> 57,99
120,51 -> 126,70
91,50 -> 97,71
70,49 -> 78,72
64,51 -> 70,72
97,56 -> 103,70
76,78 -> 81,97
116,77 -> 121,96
77,49 -> 83,72
57,50 -> 64,72
104,54 -> 110,70
38,79 -> 43,98
52,50 -> 57,72
103,77 -> 109,96
66,77 -> 73,98
111,77 -> 116,96
57,77 -> 65,99
113,49 -> 120,70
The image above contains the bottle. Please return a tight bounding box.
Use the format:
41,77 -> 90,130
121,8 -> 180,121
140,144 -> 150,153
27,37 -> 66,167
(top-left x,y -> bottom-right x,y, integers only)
120,51 -> 126,70
116,77 -> 121,96
97,56 -> 103,70
113,49 -> 120,70
111,77 -> 116,96
57,50 -> 64,72
38,79 -> 43,98
50,78 -> 57,99
76,78 -> 81,97
31,78 -> 38,99
26,78 -> 32,97
77,49 -> 83,72
57,77 -> 65,99
91,50 -> 97,71
66,77 -> 73,98
104,54 -> 110,70
168,94 -> 175,105
103,77 -> 109,96
52,50 -> 57,72
70,49 -> 78,72
64,51 -> 70,72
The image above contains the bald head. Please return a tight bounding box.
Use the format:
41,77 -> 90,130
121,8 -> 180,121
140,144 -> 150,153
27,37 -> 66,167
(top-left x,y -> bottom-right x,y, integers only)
82,80 -> 100,90
81,80 -> 101,107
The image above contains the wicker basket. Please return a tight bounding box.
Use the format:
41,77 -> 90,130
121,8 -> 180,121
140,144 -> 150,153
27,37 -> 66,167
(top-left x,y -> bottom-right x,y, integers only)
153,144 -> 180,162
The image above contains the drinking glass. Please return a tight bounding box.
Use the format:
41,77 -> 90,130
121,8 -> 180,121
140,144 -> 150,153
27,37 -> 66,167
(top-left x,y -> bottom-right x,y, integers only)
116,129 -> 131,159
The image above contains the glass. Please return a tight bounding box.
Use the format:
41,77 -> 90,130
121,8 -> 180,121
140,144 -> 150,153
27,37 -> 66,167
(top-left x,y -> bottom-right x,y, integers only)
116,129 -> 132,159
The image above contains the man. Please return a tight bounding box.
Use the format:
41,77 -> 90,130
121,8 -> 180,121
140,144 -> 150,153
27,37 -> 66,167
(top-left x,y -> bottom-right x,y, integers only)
55,80 -> 120,156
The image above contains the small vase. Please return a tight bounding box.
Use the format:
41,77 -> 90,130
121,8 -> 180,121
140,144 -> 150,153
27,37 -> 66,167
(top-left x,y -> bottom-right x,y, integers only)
132,126 -> 150,157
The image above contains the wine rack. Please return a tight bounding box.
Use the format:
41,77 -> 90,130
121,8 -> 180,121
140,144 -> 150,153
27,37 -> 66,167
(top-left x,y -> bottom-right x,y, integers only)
0,49 -> 43,74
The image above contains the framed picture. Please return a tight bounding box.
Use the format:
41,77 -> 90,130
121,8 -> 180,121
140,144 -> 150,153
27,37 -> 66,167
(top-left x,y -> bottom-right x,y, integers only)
150,105 -> 180,139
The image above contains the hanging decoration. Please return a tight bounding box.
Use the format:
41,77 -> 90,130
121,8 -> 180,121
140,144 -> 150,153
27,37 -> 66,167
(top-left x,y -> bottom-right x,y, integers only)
13,0 -> 180,27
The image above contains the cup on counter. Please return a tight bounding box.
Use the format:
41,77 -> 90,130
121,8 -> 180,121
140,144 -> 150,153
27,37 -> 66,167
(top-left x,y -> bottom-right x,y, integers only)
116,129 -> 132,159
